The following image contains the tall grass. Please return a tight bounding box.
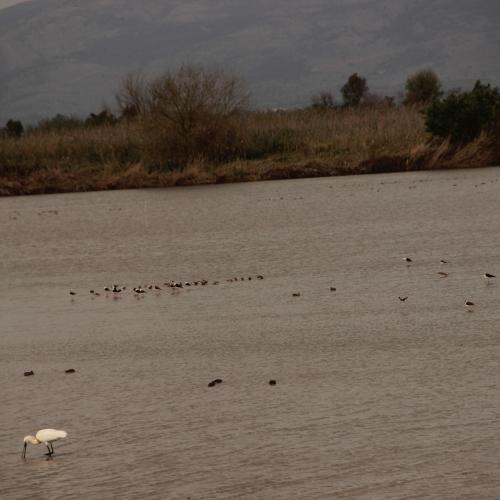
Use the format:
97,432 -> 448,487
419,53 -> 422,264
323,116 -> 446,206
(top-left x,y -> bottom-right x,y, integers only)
237,105 -> 427,163
0,105 -> 498,196
0,122 -> 142,176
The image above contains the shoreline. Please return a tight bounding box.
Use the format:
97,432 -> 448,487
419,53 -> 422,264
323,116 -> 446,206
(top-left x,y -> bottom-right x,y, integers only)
0,156 -> 496,197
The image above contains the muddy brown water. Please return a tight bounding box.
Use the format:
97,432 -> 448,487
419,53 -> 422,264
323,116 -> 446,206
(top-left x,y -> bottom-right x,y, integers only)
1,168 -> 500,499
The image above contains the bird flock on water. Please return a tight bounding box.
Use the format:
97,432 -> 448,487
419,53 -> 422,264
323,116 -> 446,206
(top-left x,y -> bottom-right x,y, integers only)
21,259 -> 496,460
66,261 -> 496,306
68,274 -> 266,298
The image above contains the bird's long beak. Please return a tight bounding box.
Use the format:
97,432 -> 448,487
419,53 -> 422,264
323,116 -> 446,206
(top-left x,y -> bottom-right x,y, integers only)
22,442 -> 27,459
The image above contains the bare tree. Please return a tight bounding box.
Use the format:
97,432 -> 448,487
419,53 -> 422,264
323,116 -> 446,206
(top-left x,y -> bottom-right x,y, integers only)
116,73 -> 151,119
138,65 -> 249,168
149,65 -> 248,131
404,69 -> 442,105
310,91 -> 335,110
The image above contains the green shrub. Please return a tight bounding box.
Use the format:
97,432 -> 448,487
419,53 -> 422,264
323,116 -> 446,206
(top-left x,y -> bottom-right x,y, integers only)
3,119 -> 24,137
425,81 -> 500,143
85,110 -> 117,127
341,73 -> 368,107
242,128 -> 303,159
36,114 -> 84,132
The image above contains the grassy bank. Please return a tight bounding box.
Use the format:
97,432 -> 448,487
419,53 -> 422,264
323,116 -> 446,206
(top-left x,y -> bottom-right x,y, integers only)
1,105 -> 498,196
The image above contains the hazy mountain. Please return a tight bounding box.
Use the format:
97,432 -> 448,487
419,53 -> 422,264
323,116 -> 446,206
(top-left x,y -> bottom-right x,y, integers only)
1,0 -> 499,123
0,0 -> 28,9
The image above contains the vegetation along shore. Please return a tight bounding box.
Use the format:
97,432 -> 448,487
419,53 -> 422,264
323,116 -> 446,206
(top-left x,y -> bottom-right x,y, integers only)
1,66 -> 499,196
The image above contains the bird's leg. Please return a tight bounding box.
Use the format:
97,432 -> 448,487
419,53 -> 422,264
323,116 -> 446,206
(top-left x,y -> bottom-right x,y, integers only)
45,444 -> 53,456
49,442 -> 55,454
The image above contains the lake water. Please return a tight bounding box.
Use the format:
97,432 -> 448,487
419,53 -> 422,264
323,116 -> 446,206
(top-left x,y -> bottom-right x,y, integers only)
1,168 -> 499,499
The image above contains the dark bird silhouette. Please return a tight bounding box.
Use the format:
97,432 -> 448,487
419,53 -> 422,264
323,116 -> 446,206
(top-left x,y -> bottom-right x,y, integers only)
69,291 -> 76,296
330,287 -> 336,291
269,380 -> 277,386
65,369 -> 76,374
398,296 -> 408,302
208,378 -> 223,387
292,292 -> 301,297
24,370 -> 34,377
483,273 -> 496,279
403,257 -> 412,263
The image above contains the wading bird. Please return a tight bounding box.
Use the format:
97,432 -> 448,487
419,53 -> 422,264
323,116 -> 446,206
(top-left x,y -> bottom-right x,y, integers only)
22,429 -> 67,458
464,300 -> 475,310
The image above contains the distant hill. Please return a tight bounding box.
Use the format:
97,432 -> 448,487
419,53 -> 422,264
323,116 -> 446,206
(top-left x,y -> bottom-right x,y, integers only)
1,0 -> 499,123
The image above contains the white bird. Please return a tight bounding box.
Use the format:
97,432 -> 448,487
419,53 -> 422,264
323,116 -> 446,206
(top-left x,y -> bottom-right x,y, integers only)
22,429 -> 67,458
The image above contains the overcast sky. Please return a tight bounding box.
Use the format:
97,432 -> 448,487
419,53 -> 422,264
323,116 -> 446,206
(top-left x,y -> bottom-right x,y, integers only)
0,0 -> 28,9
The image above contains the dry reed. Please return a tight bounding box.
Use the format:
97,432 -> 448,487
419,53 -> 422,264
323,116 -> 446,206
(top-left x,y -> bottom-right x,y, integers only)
0,105 -> 497,196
